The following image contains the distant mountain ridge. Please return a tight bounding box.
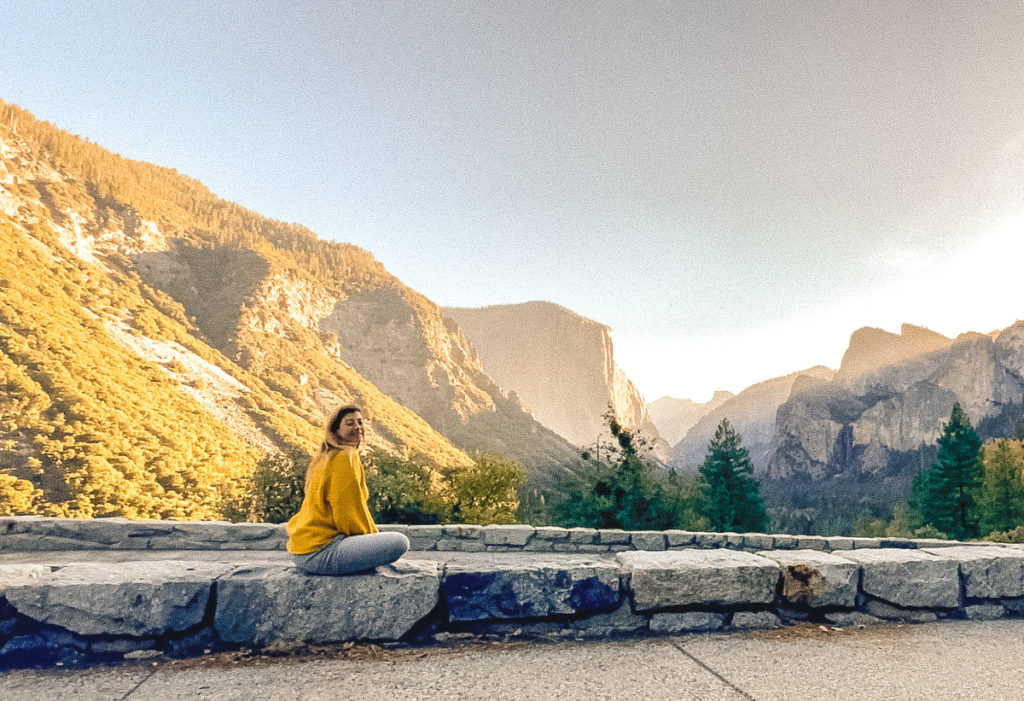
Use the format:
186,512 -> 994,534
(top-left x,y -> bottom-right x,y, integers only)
648,391 -> 734,447
769,322 -> 1024,481
671,366 -> 836,474
443,302 -> 667,458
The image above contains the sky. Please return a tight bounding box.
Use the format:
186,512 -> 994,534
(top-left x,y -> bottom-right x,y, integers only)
4,1 -> 1024,402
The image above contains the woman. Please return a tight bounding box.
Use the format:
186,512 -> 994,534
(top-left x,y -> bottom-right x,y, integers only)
286,404 -> 409,575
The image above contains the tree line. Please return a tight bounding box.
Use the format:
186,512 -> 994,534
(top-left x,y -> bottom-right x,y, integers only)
854,402 -> 1024,542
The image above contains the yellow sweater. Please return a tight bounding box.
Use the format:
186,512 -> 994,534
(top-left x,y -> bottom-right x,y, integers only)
285,447 -> 378,554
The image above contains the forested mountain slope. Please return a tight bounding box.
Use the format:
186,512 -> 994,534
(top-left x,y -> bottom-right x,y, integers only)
0,99 -> 581,514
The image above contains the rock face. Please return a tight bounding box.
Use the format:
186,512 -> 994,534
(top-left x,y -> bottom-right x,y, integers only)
214,561 -> 440,644
648,392 -> 734,447
617,550 -> 779,611
672,366 -> 835,473
0,561 -> 232,636
768,323 -> 1024,480
443,302 -> 666,456
442,556 -> 620,621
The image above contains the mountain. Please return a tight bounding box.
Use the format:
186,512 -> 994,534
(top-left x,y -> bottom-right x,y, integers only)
768,323 -> 1024,480
0,99 -> 583,516
648,391 -> 734,447
442,301 -> 667,457
671,366 -> 836,474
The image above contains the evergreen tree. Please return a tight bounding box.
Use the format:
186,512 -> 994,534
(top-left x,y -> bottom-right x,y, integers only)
977,439 -> 1024,536
697,418 -> 768,532
555,415 -> 682,530
914,403 -> 983,540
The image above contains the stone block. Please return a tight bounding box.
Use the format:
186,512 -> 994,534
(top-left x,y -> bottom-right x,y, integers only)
771,535 -> 798,549
523,540 -> 555,552
435,539 -> 486,552
442,524 -> 482,540
223,522 -> 284,543
618,550 -> 779,612
922,546 -> 1024,599
576,544 -> 611,553
760,550 -> 859,609
482,524 -> 535,546
665,530 -> 697,547
863,599 -> 940,623
406,525 -> 444,551
442,556 -> 619,621
89,637 -> 158,655
0,561 -> 232,636
405,525 -> 445,540
169,521 -> 235,544
843,549 -> 959,608
534,527 -> 569,541
0,564 -> 53,590
630,532 -> 667,551
215,560 -> 439,644
376,524 -> 411,535
730,611 -> 783,630
823,611 -> 883,627
598,529 -> 631,545
574,597 -> 649,636
568,527 -> 598,544
795,536 -> 828,551
849,538 -> 882,549
695,533 -> 727,549
825,537 -> 855,551
965,603 -> 1005,621
0,516 -> 44,535
879,538 -> 916,549
724,534 -> 745,549
742,534 -> 774,550
649,611 -> 726,634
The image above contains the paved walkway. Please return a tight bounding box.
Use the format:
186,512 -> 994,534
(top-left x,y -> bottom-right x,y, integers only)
2,620 -> 1023,700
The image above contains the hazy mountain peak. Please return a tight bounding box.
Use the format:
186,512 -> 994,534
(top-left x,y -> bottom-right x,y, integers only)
838,324 -> 952,381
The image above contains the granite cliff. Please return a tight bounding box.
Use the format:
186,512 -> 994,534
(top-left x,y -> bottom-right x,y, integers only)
768,323 -> 1024,480
671,367 -> 836,474
442,302 -> 666,458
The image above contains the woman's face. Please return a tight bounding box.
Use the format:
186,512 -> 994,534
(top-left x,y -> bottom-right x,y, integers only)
335,410 -> 365,447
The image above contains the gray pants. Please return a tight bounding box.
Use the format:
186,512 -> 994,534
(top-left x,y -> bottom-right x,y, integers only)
292,532 -> 410,576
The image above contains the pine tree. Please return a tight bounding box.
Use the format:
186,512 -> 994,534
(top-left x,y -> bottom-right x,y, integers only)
698,418 -> 768,532
977,439 -> 1024,536
915,403 -> 983,539
555,414 -> 680,530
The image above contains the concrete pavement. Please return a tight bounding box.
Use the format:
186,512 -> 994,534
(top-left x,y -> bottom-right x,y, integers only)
3,620 -> 1023,700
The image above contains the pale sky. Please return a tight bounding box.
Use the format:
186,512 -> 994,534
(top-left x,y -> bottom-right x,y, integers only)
4,1 -> 1024,402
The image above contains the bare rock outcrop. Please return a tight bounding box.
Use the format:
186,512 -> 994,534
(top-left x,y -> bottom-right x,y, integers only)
672,366 -> 834,474
443,302 -> 665,456
768,322 -> 1024,481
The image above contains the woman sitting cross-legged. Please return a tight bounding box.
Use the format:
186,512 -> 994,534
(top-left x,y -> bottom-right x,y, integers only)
286,404 -> 409,575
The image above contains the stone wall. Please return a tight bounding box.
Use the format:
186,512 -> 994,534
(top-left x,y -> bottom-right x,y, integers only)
2,521 -> 1022,670
0,517 -> 976,553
